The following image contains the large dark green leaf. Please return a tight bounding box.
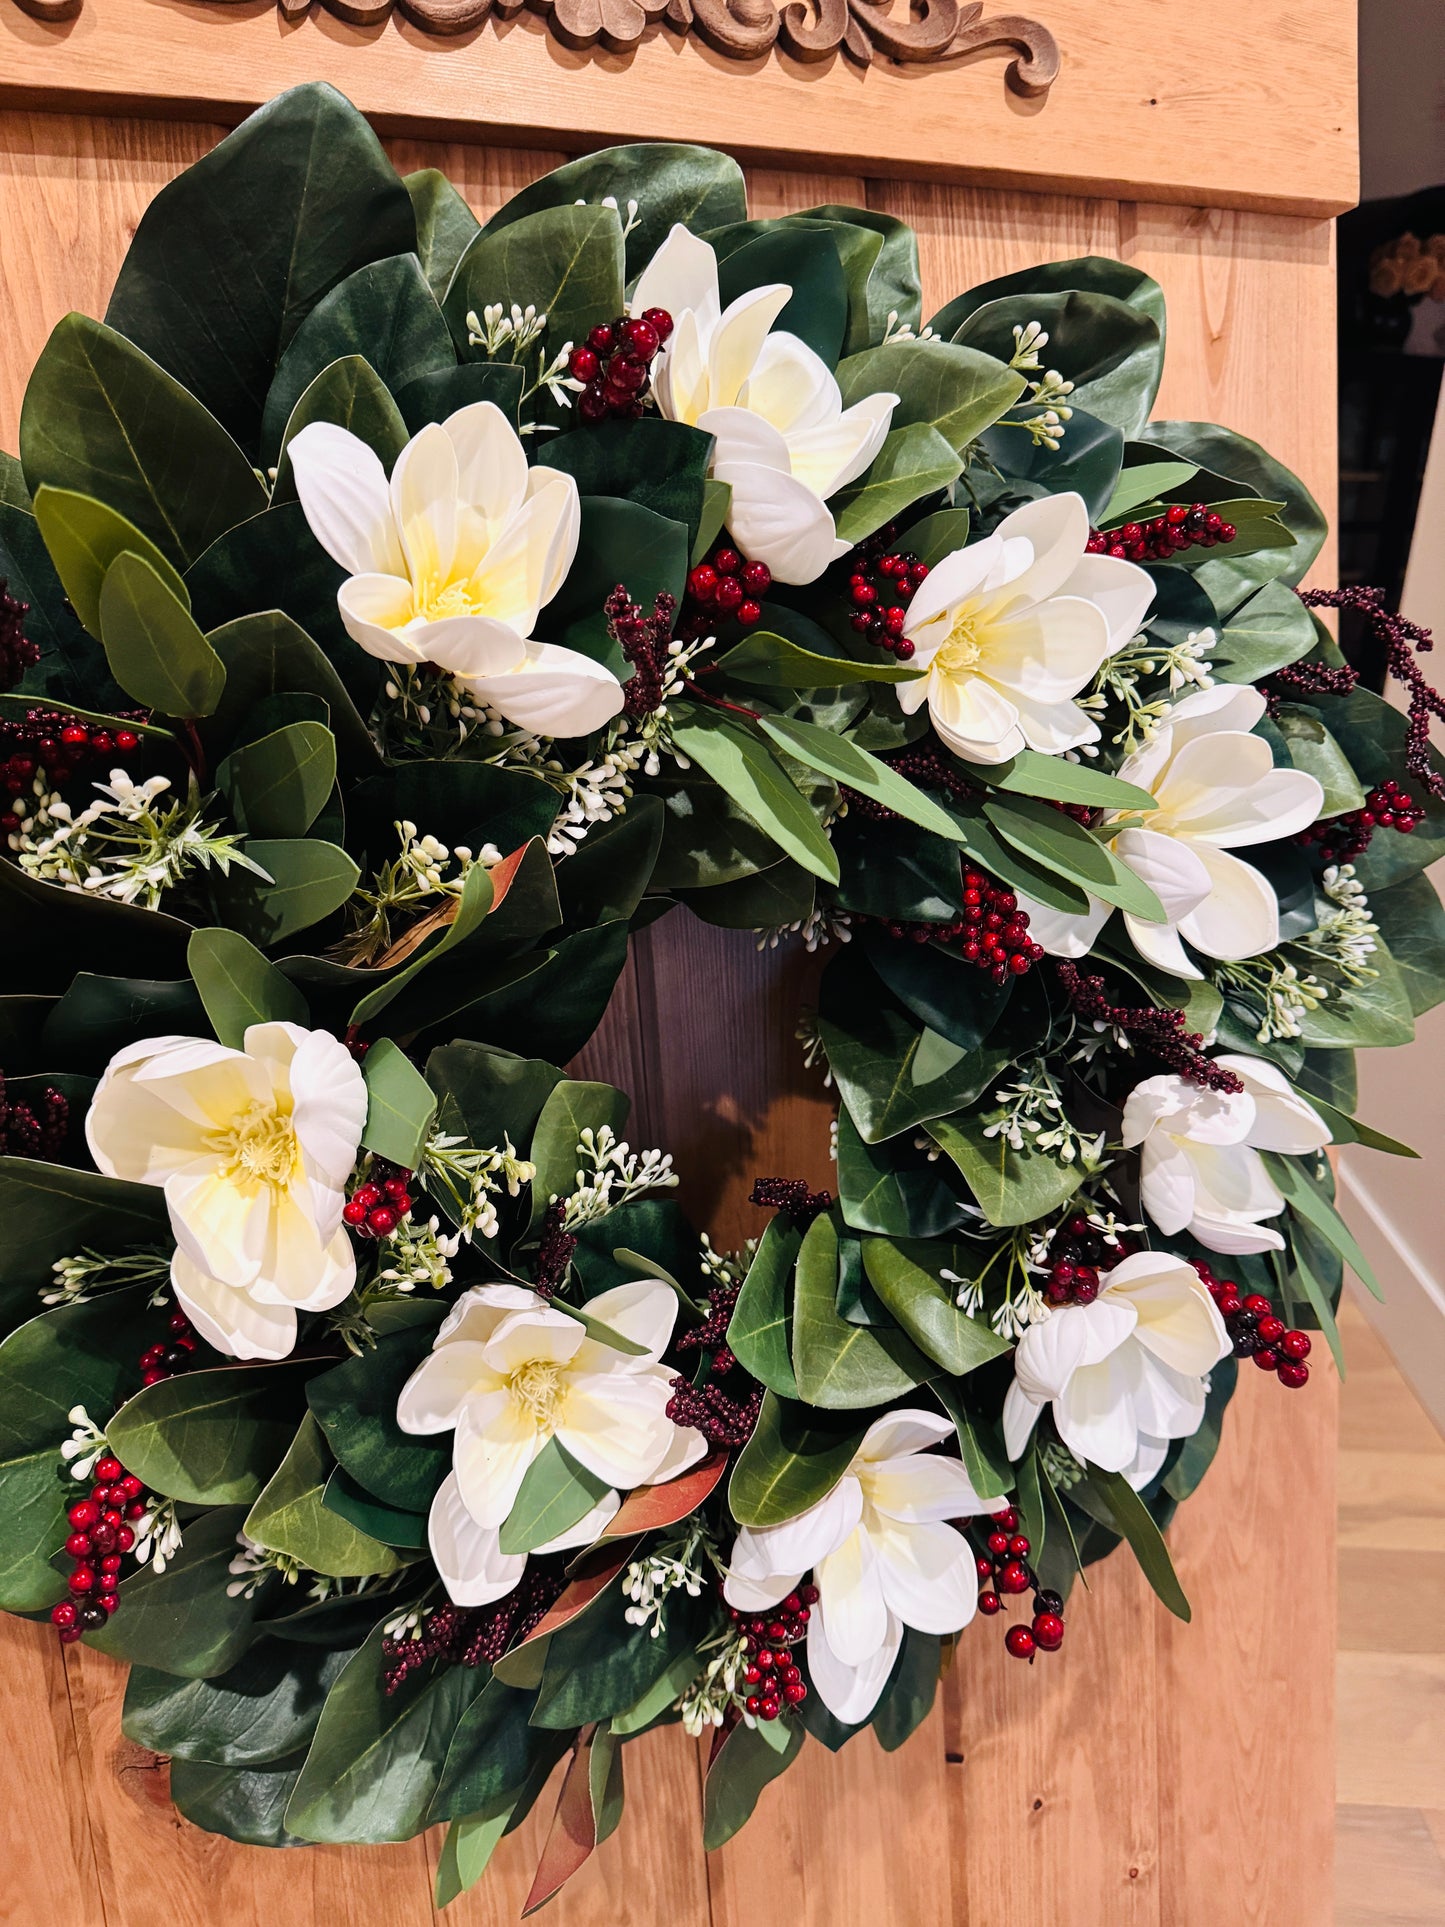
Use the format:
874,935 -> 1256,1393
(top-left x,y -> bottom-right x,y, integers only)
123,1637 -> 357,1766
261,255 -> 454,463
953,290 -> 1163,437
1370,871 -> 1445,1018
546,494 -> 689,672
360,1038 -> 440,1171
107,1362 -> 317,1506
791,1214 -> 933,1409
20,315 -> 266,569
930,256 -> 1166,344
188,927 -> 308,1048
834,1108 -> 971,1240
270,356 -> 409,503
801,203 -> 922,346
1213,578 -> 1317,682
86,1505 -> 271,1676
716,226 -> 848,365
976,405 -> 1125,524
836,340 -> 1024,455
728,1391 -> 865,1528
285,1619 -> 483,1843
245,1411 -> 409,1580
983,792 -> 1166,923
726,1216 -> 801,1396
425,1040 -> 565,1171
443,204 -> 624,366
0,499 -> 121,707
545,420 -> 714,544
927,1112 -> 1086,1228
406,169 -> 482,301
872,1630 -> 942,1752
428,1674 -> 539,1823
216,719 -> 335,839
1075,1469 -> 1190,1620
105,82 -> 416,454
199,609 -> 380,777
531,1580 -> 700,1730
527,1078 -> 631,1233
703,1716 -> 805,1849
0,1287 -> 159,1609
170,1750 -> 309,1847
670,709 -> 839,884
0,1157 -> 167,1306
215,837 -> 360,948
831,422 -> 962,546
1326,688 -> 1445,890
861,1238 -> 1010,1376
308,1324 -> 450,1514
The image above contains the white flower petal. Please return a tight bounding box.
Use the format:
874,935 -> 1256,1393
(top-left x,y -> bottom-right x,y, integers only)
396,1341 -> 500,1434
713,457 -> 847,585
815,1524 -> 889,1665
631,223 -> 722,337
871,1515 -> 978,1634
708,284 -> 794,411
725,1475 -> 863,1589
170,1249 -> 297,1361
577,1278 -> 680,1366
390,420 -> 459,590
428,1472 -> 528,1608
805,1606 -> 900,1725
336,573 -> 422,663
289,421 -> 406,578
554,1370 -> 677,1490
461,640 -> 625,737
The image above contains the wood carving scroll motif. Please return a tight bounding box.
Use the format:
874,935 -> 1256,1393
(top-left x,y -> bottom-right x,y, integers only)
6,0 -> 1060,87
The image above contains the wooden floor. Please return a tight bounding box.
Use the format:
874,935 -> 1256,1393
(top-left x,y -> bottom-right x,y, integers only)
1336,1297 -> 1445,1925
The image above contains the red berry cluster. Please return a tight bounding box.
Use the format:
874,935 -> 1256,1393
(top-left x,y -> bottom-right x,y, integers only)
867,866 -> 1044,986
0,708 -> 144,837
49,1453 -> 147,1643
1194,1260 -> 1311,1388
1056,960 -> 1245,1094
138,1307 -> 197,1388
0,579 -> 39,691
0,1069 -> 69,1160
1086,503 -> 1237,563
605,584 -> 679,721
727,1585 -> 816,1720
570,309 -> 674,423
532,1196 -> 578,1301
381,1566 -> 567,1693
1042,1212 -> 1136,1306
680,546 -> 772,642
975,1507 -> 1065,1661
667,1269 -> 765,1450
748,1176 -> 833,1228
846,529 -> 930,657
342,1160 -> 414,1240
1296,779 -> 1423,865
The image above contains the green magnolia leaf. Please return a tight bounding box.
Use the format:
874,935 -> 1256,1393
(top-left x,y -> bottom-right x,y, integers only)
929,256 -> 1166,345
271,355 -> 409,502
670,711 -> 839,885
1102,461 -> 1199,524
123,1636 -> 357,1766
218,838 -> 361,947
792,1215 -> 933,1409
904,507 -> 971,567
200,609 -> 381,777
426,1041 -> 565,1175
0,1156 -> 168,1312
1077,1470 -> 1190,1621
835,1106 -> 970,1240
728,1391 -> 866,1527
819,952 -> 1006,1144
360,1039 -> 439,1170
428,1673 -> 540,1823
406,169 -> 483,300
1325,689 -> 1445,890
188,927 -> 309,1048
21,314 -> 266,568
397,361 -> 526,434
801,203 -> 921,345
0,1287 -> 157,1610
486,142 -> 745,279
30,485 -> 192,639
956,749 -> 1157,814
261,254 -> 453,463
703,1717 -> 806,1850
861,1238 -> 1011,1376
531,1572 -> 702,1731
872,1630 -> 942,1752
498,1436 -> 611,1556
308,1323 -> 450,1514
323,1466 -> 428,1549
443,204 -> 624,369
727,1216 -> 802,1396
99,551 -> 226,718
758,715 -> 967,846
217,720 -> 336,838
107,1362 -> 317,1505
1273,705 -> 1366,817
0,498 -> 122,707
927,1113 -> 1086,1228
836,340 -> 1025,455
952,290 -> 1163,437
171,1751 -> 308,1847
105,81 -> 417,454
546,420 -> 714,544
245,1412 -> 407,1579
527,1079 -> 631,1234
285,1617 -> 483,1844
1291,932 -> 1415,1050
85,1504 -> 271,1676
831,423 -> 963,546
346,860 -> 498,1030
715,631 -> 921,688
1368,871 -> 1445,1019
982,793 -> 1166,923
1162,1355 -> 1238,1503
928,1376 -> 1012,1500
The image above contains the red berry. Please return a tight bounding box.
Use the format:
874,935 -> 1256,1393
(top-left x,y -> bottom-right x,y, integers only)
1005,1626 -> 1036,1660
115,730 -> 139,753
50,1601 -> 78,1630
1278,1361 -> 1310,1389
713,547 -> 741,577
1280,1330 -> 1312,1361
116,1526 -> 135,1552
568,345 -> 600,382
1032,1611 -> 1065,1651
642,306 -> 674,341
783,1680 -> 807,1704
745,1695 -> 760,1716
975,1554 -> 993,1579
342,1199 -> 368,1227
125,1502 -> 146,1522
94,1457 -> 123,1484
799,1583 -> 819,1606
68,1565 -> 95,1594
995,1509 -> 1020,1533
1257,1315 -> 1286,1345
367,1206 -> 398,1237
1243,1294 -> 1272,1317
65,1532 -> 92,1559
1008,1535 -> 1031,1559
986,1530 -> 1010,1557
715,576 -> 744,614
978,1591 -> 1001,1616
60,725 -> 87,745
738,599 -> 763,627
141,1368 -> 167,1387
95,1570 -> 118,1596
741,560 -> 771,595
998,1561 -> 1031,1595
118,1474 -> 143,1500
67,1501 -> 98,1531
586,323 -> 615,355
688,564 -> 719,602
353,1183 -> 382,1210
1253,1349 -> 1280,1372
100,1594 -> 120,1616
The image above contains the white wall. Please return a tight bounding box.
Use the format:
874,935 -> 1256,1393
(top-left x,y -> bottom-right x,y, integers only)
1359,0 -> 1445,201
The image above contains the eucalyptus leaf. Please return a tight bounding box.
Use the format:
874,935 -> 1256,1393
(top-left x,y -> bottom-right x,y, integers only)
99,552 -> 226,718
30,485 -> 191,639
927,1112 -> 1086,1228
670,711 -> 839,885
246,1412 -> 407,1579
497,1436 -> 610,1556
792,1215 -> 934,1409
728,1392 -> 865,1528
107,1362 -> 318,1506
861,1238 -> 1011,1376
443,204 -> 624,371
217,720 -> 335,837
831,422 -> 962,546
188,928 -> 309,1048
361,1038 -> 439,1170
727,1216 -> 802,1397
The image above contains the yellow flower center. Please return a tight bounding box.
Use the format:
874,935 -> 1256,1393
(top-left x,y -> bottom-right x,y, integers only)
509,1357 -> 567,1431
937,607 -> 986,677
208,1101 -> 300,1191
414,575 -> 485,624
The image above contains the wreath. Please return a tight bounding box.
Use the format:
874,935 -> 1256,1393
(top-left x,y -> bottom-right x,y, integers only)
1,81 -> 1440,1910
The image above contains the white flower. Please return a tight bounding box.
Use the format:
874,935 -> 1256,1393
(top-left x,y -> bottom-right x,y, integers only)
289,401 -> 623,737
723,1410 -> 1003,1724
1002,1249 -> 1231,1488
630,224 -> 896,584
396,1280 -> 705,1607
85,1025 -> 368,1360
1122,1055 -> 1332,1254
1019,683 -> 1325,978
896,493 -> 1153,764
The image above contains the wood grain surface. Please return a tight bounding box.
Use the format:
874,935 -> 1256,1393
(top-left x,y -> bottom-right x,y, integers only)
0,0 -> 1358,217
0,108 -> 1341,1924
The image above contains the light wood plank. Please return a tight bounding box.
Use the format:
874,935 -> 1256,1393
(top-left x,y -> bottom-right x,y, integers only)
1336,1805 -> 1445,1927
0,0 -> 1358,218
1338,1654 -> 1445,1810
